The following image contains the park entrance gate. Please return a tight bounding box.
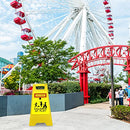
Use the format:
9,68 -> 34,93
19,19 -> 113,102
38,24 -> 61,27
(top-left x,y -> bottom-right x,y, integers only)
68,45 -> 130,104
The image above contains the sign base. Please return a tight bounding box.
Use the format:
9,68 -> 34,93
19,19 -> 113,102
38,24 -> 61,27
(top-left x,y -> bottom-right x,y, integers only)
29,114 -> 53,126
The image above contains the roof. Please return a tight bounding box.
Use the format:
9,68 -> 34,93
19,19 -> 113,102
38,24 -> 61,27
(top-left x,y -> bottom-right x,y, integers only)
3,64 -> 14,69
0,57 -> 13,65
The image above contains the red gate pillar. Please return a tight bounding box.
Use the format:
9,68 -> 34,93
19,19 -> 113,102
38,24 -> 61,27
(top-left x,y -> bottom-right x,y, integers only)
78,70 -> 90,104
128,71 -> 130,86
124,57 -> 130,85
124,57 -> 130,106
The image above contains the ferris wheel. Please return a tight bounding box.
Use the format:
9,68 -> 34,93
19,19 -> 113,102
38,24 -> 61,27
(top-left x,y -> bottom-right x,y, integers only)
10,0 -> 114,53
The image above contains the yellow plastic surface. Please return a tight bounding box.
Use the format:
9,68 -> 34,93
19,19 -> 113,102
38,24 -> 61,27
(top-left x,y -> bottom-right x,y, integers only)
29,84 -> 53,126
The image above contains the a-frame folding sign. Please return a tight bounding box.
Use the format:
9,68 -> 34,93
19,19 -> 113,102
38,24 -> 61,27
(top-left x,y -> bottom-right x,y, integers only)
29,84 -> 53,126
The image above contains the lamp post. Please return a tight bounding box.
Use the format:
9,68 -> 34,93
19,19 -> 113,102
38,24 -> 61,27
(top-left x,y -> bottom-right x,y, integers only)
19,68 -> 21,95
0,67 -> 3,94
110,56 -> 114,107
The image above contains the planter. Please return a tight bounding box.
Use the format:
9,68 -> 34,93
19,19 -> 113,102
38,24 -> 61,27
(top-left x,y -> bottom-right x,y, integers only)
0,92 -> 83,117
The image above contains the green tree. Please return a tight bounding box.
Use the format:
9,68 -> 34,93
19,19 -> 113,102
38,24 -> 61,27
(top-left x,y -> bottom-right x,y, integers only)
114,77 -> 118,83
3,67 -> 20,91
115,72 -> 128,84
117,41 -> 130,84
117,72 -> 124,81
20,37 -> 78,84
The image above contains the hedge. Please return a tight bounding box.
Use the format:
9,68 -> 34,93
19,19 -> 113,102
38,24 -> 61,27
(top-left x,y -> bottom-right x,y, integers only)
88,83 -> 121,101
90,98 -> 108,104
111,105 -> 130,122
48,81 -> 80,94
48,82 -> 121,101
3,82 -> 121,101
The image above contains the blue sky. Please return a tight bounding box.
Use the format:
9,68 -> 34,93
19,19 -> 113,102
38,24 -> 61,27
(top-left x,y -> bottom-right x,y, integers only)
0,0 -> 130,61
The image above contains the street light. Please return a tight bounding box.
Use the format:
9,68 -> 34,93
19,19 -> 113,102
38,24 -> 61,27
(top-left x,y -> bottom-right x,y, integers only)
19,68 -> 21,95
0,67 -> 3,94
110,56 -> 114,107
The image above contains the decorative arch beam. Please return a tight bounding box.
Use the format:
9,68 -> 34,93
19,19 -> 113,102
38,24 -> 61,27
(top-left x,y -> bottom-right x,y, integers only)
68,45 -> 129,72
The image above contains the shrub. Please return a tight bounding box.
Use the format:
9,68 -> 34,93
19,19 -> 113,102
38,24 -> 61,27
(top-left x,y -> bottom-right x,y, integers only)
111,105 -> 130,121
90,98 -> 109,104
90,98 -> 108,104
3,92 -> 15,95
48,82 -> 121,99
23,93 -> 30,95
48,81 -> 80,94
88,83 -> 121,101
3,91 -> 22,95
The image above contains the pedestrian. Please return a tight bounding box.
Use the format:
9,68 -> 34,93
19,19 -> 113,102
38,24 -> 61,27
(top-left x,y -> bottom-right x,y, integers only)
106,89 -> 112,107
118,87 -> 124,105
115,89 -> 119,105
124,86 -> 128,99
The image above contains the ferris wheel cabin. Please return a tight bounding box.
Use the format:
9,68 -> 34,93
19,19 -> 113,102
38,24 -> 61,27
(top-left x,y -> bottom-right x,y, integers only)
10,1 -> 22,9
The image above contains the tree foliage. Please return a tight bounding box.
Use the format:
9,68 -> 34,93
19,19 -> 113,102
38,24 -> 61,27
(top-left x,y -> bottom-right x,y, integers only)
115,41 -> 130,84
20,37 -> 78,84
3,67 -> 20,91
116,72 -> 128,84
117,72 -> 124,81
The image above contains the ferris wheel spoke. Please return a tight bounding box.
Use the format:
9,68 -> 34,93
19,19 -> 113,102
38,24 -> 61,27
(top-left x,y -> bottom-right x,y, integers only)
62,10 -> 83,41
51,0 -> 71,10
80,6 -> 87,52
90,25 -> 105,47
67,0 -> 85,8
88,20 -> 105,47
85,24 -> 96,48
52,13 -> 74,41
86,35 -> 93,49
88,21 -> 100,47
74,20 -> 82,51
95,28 -> 108,46
89,11 -> 113,45
46,14 -> 71,38
94,26 -> 107,46
26,9 -> 69,15
88,30 -> 98,48
34,14 -> 68,28
92,12 -> 107,20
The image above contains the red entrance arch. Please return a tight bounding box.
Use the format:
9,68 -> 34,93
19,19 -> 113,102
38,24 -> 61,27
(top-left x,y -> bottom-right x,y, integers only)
68,45 -> 130,104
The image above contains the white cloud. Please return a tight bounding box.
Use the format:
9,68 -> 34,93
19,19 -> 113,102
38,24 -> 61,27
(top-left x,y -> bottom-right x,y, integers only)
0,41 -> 23,60
0,0 -> 130,61
109,0 -> 130,44
111,0 -> 130,17
0,36 -> 13,43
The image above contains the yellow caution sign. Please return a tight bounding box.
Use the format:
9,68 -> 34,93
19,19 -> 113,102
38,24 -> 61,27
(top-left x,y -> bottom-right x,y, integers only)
29,84 -> 53,126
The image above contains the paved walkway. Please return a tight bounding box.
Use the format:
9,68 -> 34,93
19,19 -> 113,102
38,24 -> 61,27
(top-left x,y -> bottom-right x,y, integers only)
84,98 -> 129,110
0,101 -> 130,130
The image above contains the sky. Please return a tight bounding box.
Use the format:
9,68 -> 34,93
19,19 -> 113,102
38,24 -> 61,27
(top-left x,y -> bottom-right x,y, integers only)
0,0 -> 130,61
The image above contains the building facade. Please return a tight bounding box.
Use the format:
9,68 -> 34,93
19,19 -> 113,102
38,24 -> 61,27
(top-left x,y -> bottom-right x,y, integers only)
0,57 -> 13,79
